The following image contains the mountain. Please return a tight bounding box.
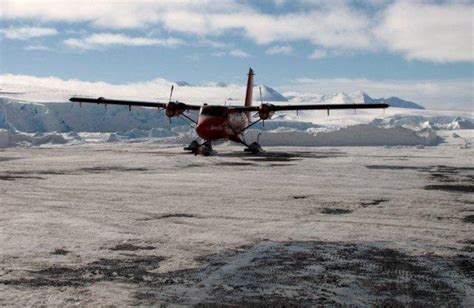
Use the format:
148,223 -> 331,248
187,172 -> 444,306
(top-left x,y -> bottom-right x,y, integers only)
446,116 -> 474,129
361,92 -> 425,109
175,81 -> 193,87
257,85 -> 288,102
286,91 -> 425,110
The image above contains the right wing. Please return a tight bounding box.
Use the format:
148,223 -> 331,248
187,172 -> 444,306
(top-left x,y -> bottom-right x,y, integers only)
229,103 -> 389,112
69,97 -> 201,111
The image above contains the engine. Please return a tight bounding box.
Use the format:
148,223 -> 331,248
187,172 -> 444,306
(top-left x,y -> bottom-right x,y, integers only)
258,103 -> 275,120
165,102 -> 187,117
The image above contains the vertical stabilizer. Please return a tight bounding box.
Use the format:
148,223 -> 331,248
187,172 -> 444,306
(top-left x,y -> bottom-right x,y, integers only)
244,68 -> 254,120
244,68 -> 254,107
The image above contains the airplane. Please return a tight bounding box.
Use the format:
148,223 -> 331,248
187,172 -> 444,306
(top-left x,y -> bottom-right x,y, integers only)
70,68 -> 389,155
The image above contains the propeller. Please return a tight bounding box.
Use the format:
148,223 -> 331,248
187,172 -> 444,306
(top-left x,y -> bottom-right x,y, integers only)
168,85 -> 174,124
169,85 -> 174,102
259,86 -> 264,127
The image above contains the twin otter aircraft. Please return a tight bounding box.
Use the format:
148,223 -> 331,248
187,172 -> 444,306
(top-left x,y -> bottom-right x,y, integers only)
70,68 -> 388,155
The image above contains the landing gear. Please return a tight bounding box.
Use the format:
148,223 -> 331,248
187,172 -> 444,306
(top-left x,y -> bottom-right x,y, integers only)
244,142 -> 264,154
183,140 -> 200,152
233,133 -> 264,154
200,141 -> 215,156
184,140 -> 215,156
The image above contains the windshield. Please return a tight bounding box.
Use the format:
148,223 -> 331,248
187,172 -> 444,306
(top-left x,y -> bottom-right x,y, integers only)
200,106 -> 228,117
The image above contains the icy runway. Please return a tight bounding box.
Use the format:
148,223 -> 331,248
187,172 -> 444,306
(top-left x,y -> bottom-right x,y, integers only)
0,143 -> 472,306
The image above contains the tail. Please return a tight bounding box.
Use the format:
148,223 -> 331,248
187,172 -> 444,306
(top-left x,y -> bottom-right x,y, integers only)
244,67 -> 254,119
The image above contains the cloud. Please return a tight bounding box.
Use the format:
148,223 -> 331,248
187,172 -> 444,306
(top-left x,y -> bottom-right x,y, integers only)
308,49 -> 327,59
375,1 -> 473,63
0,1 -> 246,29
24,44 -> 51,51
1,1 -> 372,51
1,26 -> 58,40
63,33 -> 184,50
197,39 -> 231,49
211,49 -> 251,58
281,77 -> 473,110
229,49 -> 251,58
266,45 -> 293,55
2,73 -> 471,111
1,1 -> 472,63
0,73 -> 251,104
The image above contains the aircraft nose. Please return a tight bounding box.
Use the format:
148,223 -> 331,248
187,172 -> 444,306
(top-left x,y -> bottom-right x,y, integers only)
196,116 -> 226,140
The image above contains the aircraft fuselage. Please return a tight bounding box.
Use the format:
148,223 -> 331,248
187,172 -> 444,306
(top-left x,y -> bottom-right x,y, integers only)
195,105 -> 249,141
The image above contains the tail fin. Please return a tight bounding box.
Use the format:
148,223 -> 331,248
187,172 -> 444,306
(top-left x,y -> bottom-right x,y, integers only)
244,68 -> 254,107
244,68 -> 254,120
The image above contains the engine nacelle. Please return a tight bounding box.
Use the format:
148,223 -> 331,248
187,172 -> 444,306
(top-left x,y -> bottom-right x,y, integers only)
258,104 -> 275,120
165,102 -> 186,117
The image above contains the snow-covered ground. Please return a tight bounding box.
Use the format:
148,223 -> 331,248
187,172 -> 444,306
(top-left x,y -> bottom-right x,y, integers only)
0,141 -> 472,306
0,78 -> 472,305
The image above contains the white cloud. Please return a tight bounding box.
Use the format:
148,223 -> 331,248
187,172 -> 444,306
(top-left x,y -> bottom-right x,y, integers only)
2,73 -> 471,111
1,1 -> 472,63
211,49 -> 251,58
229,49 -> 250,58
0,73 -> 251,104
0,1 -> 246,29
281,77 -> 474,110
24,44 -> 51,51
0,1 -> 372,51
211,51 -> 227,57
1,26 -> 58,40
308,49 -> 327,59
375,1 -> 473,63
266,45 -> 293,55
197,39 -> 231,49
63,33 -> 183,50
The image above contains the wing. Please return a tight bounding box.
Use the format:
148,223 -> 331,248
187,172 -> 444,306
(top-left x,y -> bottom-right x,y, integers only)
229,103 -> 389,112
69,97 -> 201,111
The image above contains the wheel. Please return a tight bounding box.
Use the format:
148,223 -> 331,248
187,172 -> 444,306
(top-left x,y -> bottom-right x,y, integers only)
246,142 -> 263,154
184,140 -> 200,152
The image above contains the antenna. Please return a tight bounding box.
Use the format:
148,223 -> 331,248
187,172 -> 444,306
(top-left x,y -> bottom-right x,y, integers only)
169,85 -> 174,102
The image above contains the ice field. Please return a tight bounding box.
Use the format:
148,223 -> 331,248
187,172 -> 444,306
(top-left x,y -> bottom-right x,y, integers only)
0,140 -> 472,306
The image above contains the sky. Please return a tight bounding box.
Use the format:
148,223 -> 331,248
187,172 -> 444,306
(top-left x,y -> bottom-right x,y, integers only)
0,0 -> 473,110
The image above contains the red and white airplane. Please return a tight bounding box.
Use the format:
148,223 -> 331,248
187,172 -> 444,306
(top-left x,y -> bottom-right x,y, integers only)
70,68 -> 388,155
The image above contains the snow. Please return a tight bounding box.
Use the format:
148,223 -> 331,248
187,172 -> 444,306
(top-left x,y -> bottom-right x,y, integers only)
2,79 -> 471,144
0,142 -> 472,305
0,129 -> 69,148
0,78 -> 472,305
245,124 -> 442,147
1,94 -> 473,149
257,85 -> 288,102
0,129 -> 10,148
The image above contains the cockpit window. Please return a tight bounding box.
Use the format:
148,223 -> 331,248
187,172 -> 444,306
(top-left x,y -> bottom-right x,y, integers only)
200,106 -> 228,117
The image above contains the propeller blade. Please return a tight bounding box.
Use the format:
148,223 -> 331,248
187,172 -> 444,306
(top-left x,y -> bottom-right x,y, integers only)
169,85 -> 174,102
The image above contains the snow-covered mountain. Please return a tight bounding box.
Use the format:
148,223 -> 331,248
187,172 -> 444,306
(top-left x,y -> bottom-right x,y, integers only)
286,90 -> 425,109
257,85 -> 288,102
1,80 -> 470,137
362,92 -> 424,109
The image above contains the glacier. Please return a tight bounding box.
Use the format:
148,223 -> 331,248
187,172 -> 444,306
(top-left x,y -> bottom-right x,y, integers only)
0,81 -> 472,149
